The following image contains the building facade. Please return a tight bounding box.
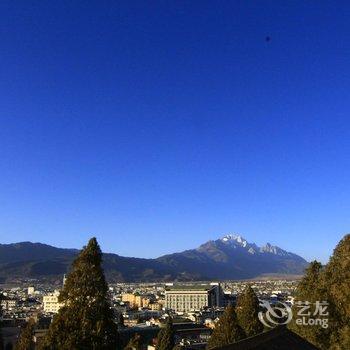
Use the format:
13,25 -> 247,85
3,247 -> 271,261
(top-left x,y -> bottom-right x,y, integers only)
27,286 -> 35,295
165,283 -> 222,313
0,298 -> 18,311
43,291 -> 63,313
121,293 -> 153,308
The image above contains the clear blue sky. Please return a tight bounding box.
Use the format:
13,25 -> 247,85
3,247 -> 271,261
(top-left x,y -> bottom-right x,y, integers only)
1,1 -> 350,263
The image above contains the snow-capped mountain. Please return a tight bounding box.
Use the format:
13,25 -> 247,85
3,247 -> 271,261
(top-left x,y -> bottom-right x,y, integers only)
220,234 -> 258,253
221,234 -> 249,246
0,234 -> 308,282
219,234 -> 293,256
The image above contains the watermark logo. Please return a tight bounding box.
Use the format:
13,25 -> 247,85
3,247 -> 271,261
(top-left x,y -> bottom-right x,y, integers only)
258,300 -> 292,328
294,301 -> 329,329
258,300 -> 329,329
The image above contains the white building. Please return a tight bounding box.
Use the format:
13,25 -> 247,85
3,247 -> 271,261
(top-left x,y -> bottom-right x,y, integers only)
165,283 -> 222,313
43,290 -> 63,313
0,298 -> 18,311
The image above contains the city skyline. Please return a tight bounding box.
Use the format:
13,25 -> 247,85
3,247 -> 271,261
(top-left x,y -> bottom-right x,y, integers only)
1,1 -> 350,263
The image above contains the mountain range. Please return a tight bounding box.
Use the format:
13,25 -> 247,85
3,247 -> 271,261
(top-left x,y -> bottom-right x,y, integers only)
0,234 -> 308,283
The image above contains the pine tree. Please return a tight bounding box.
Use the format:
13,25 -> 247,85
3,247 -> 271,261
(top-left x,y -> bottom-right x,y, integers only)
323,234 -> 350,349
236,285 -> 263,337
117,313 -> 125,329
288,235 -> 350,349
124,334 -> 141,350
337,325 -> 350,350
289,260 -> 329,349
156,317 -> 175,350
207,305 -> 246,349
15,319 -> 35,350
42,237 -> 118,349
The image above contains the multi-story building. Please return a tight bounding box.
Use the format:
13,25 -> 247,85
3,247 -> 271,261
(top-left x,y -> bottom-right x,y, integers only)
43,291 -> 63,313
0,298 -> 18,311
121,293 -> 136,306
121,293 -> 152,308
27,286 -> 35,295
135,295 -> 143,308
149,302 -> 162,311
165,283 -> 222,313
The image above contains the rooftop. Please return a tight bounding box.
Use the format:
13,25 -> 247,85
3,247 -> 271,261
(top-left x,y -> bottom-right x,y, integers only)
213,326 -> 319,350
165,284 -> 215,292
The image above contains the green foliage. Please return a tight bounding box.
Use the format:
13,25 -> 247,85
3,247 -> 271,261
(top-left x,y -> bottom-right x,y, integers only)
290,234 -> 350,350
124,334 -> 142,350
207,305 -> 246,349
295,260 -> 323,299
157,318 -> 175,350
289,261 -> 330,349
323,234 -> 350,349
15,319 -> 35,350
236,285 -> 263,337
335,325 -> 350,350
42,237 -> 118,349
117,313 -> 125,329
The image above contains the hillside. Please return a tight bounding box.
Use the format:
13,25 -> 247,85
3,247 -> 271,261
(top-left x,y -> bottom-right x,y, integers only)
0,234 -> 308,282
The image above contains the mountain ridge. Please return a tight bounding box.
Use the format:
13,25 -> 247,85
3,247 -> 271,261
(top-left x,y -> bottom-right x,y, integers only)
0,234 -> 308,283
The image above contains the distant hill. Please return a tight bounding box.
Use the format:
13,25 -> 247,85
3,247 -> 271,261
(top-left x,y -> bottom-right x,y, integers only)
0,234 -> 308,282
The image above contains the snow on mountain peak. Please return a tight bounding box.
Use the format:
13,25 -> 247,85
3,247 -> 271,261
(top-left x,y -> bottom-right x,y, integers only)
221,234 -> 248,247
219,234 -> 290,256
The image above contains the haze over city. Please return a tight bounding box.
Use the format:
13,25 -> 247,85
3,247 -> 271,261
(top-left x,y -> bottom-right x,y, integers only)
2,1 -> 350,263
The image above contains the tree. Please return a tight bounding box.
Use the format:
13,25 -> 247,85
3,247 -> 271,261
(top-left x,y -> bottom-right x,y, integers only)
323,234 -> 350,349
337,325 -> 350,350
289,234 -> 350,350
207,305 -> 246,349
289,260 -> 330,349
124,334 -> 142,350
117,313 -> 125,329
236,285 -> 263,337
15,319 -> 35,350
157,317 -> 175,350
42,237 -> 118,349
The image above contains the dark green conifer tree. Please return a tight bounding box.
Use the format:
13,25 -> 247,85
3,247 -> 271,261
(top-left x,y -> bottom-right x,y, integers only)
236,285 -> 263,337
207,305 -> 246,349
323,234 -> 350,349
15,319 -> 35,350
156,317 -> 175,350
289,260 -> 329,349
42,237 -> 118,349
124,334 -> 141,350
289,235 -> 350,349
117,313 -> 125,329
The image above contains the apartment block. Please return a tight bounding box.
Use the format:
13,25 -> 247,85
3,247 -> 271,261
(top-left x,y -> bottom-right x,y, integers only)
165,283 -> 222,313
